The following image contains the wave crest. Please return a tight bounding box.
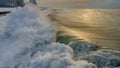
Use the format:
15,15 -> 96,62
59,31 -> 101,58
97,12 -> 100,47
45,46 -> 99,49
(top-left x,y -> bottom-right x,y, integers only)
0,5 -> 97,68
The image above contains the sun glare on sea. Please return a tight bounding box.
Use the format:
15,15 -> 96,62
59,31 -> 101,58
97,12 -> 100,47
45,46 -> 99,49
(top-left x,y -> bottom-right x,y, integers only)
81,9 -> 93,21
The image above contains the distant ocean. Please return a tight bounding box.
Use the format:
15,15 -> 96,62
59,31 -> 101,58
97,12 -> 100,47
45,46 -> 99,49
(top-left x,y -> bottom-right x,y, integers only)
52,9 -> 120,50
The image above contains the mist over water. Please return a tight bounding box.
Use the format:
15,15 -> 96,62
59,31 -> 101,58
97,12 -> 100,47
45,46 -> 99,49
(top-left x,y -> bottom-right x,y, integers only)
52,9 -> 120,50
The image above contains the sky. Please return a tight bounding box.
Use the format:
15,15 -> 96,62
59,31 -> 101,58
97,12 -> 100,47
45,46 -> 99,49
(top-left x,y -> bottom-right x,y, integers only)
36,0 -> 120,8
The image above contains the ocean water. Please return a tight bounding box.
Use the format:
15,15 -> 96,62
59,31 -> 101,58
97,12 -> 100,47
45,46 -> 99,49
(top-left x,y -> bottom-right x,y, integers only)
52,9 -> 120,50
0,5 -> 97,68
0,4 -> 120,68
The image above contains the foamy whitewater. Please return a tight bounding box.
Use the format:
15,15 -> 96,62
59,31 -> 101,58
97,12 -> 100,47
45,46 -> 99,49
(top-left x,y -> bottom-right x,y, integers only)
0,5 -> 97,68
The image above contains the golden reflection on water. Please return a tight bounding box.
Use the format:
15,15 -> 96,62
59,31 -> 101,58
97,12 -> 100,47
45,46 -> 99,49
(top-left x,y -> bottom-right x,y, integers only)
82,9 -> 93,20
54,9 -> 120,50
59,26 -> 90,42
57,9 -> 101,42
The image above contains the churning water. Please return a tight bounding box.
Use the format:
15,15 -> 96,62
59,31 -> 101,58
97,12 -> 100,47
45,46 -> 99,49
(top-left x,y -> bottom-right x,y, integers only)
0,5 -> 97,68
0,4 -> 120,68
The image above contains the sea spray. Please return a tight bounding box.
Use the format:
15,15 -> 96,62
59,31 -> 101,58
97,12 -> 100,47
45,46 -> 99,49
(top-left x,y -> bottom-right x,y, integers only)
0,5 -> 97,68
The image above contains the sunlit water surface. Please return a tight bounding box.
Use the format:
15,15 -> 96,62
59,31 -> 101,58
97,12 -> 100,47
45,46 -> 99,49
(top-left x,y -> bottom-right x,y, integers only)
53,9 -> 120,50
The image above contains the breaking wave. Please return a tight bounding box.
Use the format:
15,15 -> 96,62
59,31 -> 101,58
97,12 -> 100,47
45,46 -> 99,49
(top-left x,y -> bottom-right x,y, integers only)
0,5 -> 97,68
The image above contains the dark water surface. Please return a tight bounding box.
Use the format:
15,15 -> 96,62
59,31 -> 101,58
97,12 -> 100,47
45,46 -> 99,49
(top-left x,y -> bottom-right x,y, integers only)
53,9 -> 120,50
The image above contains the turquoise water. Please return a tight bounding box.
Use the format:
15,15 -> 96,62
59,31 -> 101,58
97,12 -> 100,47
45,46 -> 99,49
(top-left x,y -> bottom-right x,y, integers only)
53,9 -> 120,50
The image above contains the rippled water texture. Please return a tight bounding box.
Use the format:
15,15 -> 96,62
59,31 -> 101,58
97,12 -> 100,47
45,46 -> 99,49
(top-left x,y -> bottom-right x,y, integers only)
53,9 -> 120,50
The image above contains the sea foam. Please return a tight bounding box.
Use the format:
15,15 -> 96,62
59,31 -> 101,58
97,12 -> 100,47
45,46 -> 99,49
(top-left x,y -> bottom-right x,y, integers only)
0,5 -> 97,68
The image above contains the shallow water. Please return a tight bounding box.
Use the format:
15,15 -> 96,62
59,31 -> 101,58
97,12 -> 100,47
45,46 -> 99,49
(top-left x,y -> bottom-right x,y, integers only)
53,9 -> 120,50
